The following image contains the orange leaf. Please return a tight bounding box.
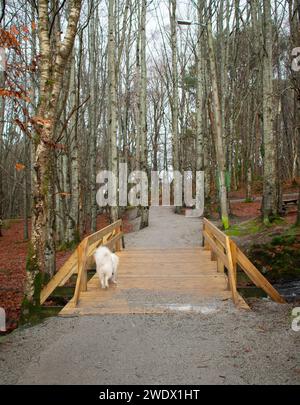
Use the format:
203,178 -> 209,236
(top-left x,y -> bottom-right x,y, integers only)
0,28 -> 21,51
31,22 -> 37,31
15,163 -> 25,171
0,89 -> 22,99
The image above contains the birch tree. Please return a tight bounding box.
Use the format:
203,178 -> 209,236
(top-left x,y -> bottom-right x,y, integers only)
206,15 -> 229,229
23,0 -> 82,311
139,0 -> 149,228
108,0 -> 118,223
169,0 -> 180,213
262,0 -> 278,223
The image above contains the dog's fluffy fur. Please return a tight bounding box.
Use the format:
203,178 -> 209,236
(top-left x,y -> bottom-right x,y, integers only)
94,246 -> 119,289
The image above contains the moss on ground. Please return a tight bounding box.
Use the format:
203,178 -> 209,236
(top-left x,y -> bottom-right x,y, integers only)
225,218 -> 264,237
249,226 -> 300,282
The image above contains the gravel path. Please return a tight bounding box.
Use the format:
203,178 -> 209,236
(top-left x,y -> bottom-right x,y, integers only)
125,206 -> 202,249
0,207 -> 299,385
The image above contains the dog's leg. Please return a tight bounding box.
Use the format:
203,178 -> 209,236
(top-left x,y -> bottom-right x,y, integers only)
100,275 -> 106,289
104,274 -> 109,289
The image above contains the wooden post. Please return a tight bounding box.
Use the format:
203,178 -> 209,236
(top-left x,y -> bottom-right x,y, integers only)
217,258 -> 225,273
204,237 -> 210,251
225,237 -> 238,304
230,240 -> 237,285
211,250 -> 217,261
115,223 -> 122,252
80,239 -> 88,292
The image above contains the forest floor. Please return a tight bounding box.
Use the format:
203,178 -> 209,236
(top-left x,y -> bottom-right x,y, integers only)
0,206 -> 299,384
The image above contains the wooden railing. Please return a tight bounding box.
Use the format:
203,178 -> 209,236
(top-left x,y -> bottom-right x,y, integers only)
203,218 -> 286,306
40,219 -> 123,306
70,219 -> 123,308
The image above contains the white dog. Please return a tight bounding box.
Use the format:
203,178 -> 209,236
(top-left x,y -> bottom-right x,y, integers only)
94,246 -> 119,289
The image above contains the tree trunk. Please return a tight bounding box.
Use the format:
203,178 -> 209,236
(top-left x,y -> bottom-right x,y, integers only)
206,19 -> 229,229
23,0 -> 82,313
139,0 -> 149,229
108,0 -> 119,223
89,7 -> 98,233
262,0 -> 278,223
169,0 -> 181,213
196,0 -> 204,173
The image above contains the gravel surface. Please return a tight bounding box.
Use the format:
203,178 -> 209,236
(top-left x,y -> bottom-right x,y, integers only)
125,207 -> 202,249
0,207 -> 299,385
0,301 -> 299,385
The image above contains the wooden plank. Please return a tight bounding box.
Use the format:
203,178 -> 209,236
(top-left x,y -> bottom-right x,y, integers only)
203,230 -> 229,268
103,232 -> 123,251
40,249 -> 78,304
225,237 -> 238,305
230,239 -> 237,284
211,250 -> 217,261
203,218 -> 227,245
217,258 -> 225,273
86,220 -> 122,246
236,294 -> 250,310
283,198 -> 298,204
236,246 -> 286,304
70,239 -> 89,308
59,246 -> 246,317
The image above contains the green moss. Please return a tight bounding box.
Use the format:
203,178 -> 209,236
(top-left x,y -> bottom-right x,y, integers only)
222,215 -> 230,230
271,235 -> 296,246
225,218 -> 262,237
285,225 -> 300,236
20,243 -> 43,324
45,79 -> 55,86
225,227 -> 242,237
264,214 -> 284,227
249,226 -> 300,282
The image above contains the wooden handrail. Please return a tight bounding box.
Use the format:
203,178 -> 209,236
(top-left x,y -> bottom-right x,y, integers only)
203,218 -> 286,305
203,218 -> 238,305
68,219 -> 124,308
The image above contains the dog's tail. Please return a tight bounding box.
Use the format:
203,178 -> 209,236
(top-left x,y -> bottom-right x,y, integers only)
94,246 -> 111,265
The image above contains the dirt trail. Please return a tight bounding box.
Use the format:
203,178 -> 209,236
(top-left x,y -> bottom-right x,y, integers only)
0,207 -> 299,385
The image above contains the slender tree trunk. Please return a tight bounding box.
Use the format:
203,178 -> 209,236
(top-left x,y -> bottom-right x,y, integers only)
65,52 -> 80,244
290,1 -> 300,225
89,7 -> 98,232
196,0 -> 204,173
206,19 -> 229,229
169,0 -> 180,213
262,0 -> 278,223
108,0 -> 119,223
139,0 -> 149,228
